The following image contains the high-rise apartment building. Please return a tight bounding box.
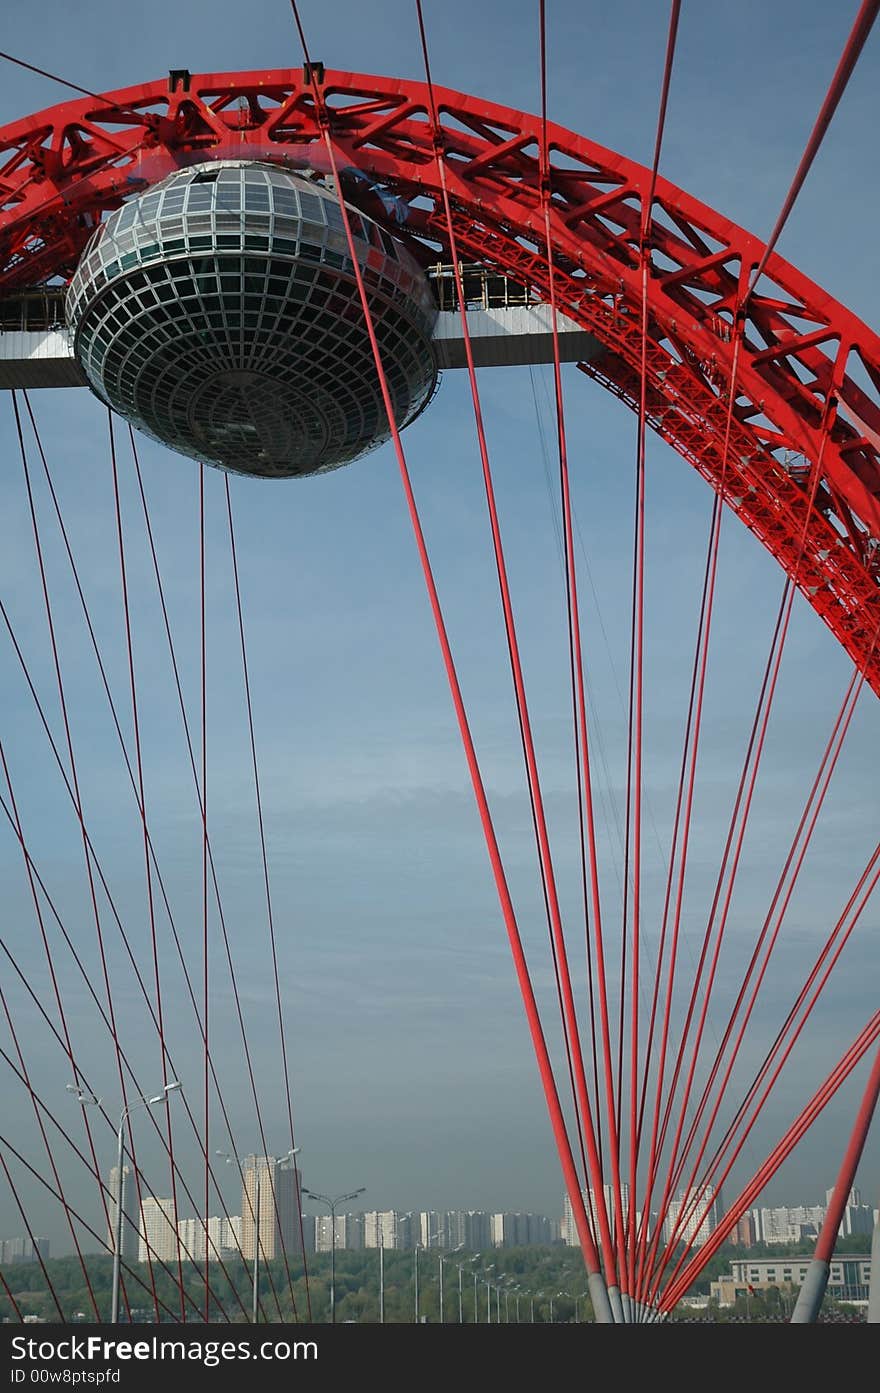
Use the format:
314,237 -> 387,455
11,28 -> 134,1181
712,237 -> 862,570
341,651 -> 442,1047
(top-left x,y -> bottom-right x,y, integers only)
490,1213 -> 553,1247
363,1211 -> 403,1250
664,1187 -> 718,1250
138,1196 -> 177,1264
315,1214 -> 348,1253
826,1186 -> 874,1239
752,1205 -> 824,1245
240,1155 -> 300,1262
561,1186 -> 632,1246
177,1215 -> 243,1262
0,1236 -> 49,1265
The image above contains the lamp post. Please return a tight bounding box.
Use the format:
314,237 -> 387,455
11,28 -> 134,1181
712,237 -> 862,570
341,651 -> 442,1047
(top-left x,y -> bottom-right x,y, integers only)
217,1147 -> 299,1324
302,1186 -> 365,1324
484,1264 -> 495,1323
379,1230 -> 385,1324
438,1244 -> 463,1324
459,1255 -> 479,1323
69,1080 -> 182,1325
414,1227 -> 440,1324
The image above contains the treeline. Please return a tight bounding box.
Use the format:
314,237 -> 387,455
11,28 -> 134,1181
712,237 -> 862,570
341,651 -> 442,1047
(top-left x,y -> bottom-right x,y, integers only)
1,1238 -> 870,1324
1,1247 -> 596,1324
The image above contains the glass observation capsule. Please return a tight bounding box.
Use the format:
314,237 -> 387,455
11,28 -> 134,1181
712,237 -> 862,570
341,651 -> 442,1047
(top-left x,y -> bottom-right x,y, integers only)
66,160 -> 438,479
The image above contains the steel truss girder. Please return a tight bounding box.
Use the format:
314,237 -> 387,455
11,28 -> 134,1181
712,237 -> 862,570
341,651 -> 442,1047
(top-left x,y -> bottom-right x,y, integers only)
1,68 -> 878,688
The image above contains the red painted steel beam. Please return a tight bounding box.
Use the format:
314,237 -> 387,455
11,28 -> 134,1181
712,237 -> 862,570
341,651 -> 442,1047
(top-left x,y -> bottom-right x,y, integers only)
0,68 -> 878,692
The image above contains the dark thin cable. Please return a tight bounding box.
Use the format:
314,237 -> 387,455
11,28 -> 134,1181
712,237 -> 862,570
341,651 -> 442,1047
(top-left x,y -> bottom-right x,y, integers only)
0,1049 -> 223,1323
0,1149 -> 66,1321
0,49 -> 157,125
128,430 -> 291,1319
200,464 -> 210,1324
11,390 -> 159,1320
225,479 -> 312,1313
17,395 -> 285,1319
108,409 -> 186,1321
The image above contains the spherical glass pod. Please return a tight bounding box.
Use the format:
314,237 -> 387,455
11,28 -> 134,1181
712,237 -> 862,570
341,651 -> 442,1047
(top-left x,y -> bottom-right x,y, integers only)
65,160 -> 439,479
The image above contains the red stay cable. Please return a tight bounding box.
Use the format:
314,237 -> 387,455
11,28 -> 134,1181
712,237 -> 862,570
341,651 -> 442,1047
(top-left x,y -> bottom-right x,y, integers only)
290,0 -> 612,1319
623,0 -> 682,1300
632,577 -> 791,1298
657,763 -> 880,1285
536,0 -> 625,1297
643,386 -> 843,1276
810,1040 -> 880,1268
659,657 -> 866,1241
416,0 -> 610,1265
649,831 -> 880,1307
632,315 -> 747,1306
751,0 -> 880,289
658,1009 -> 880,1312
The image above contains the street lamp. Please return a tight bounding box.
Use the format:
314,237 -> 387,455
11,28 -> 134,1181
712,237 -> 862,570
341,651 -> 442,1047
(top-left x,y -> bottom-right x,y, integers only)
510,1284 -> 521,1323
69,1080 -> 182,1324
496,1274 -> 514,1323
302,1186 -> 365,1324
457,1255 -> 478,1323
217,1147 -> 299,1324
414,1230 -> 438,1324
484,1264 -> 495,1324
438,1244 -> 464,1324
411,1222 -> 444,1325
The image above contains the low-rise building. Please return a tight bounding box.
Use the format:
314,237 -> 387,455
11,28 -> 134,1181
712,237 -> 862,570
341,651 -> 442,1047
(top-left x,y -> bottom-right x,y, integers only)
710,1255 -> 871,1306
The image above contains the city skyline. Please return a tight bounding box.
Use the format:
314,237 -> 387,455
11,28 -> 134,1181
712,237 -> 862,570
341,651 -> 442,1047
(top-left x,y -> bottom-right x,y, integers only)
5,1178 -> 876,1263
0,0 -> 878,1277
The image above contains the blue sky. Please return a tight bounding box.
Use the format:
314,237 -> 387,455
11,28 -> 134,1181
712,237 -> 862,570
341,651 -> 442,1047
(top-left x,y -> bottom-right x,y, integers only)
1,0 -> 879,1257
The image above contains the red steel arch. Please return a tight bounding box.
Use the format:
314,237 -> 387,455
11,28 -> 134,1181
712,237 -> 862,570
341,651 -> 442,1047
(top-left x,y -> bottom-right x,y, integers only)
2,67 -> 879,689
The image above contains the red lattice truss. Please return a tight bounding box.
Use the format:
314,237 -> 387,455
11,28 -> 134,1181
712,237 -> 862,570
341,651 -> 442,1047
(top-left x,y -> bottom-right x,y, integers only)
2,68 -> 879,689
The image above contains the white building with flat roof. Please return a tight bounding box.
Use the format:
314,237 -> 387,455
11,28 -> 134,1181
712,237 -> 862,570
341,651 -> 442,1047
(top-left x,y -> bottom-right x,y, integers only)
138,1196 -> 177,1264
